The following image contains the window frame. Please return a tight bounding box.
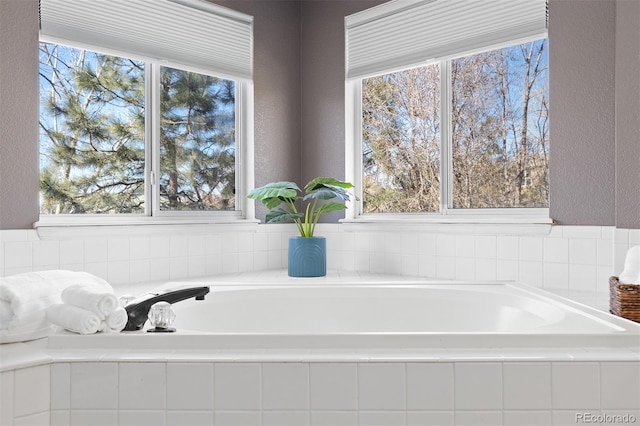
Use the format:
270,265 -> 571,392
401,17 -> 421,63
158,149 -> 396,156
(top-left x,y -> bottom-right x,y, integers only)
345,37 -> 551,225
36,37 -> 256,227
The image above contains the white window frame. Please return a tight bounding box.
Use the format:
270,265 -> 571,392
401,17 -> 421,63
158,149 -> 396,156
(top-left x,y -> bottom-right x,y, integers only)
345,40 -> 551,226
35,40 -> 256,228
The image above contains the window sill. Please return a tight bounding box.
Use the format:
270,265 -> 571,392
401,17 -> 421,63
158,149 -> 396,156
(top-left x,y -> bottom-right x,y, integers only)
340,214 -> 553,235
34,216 -> 260,240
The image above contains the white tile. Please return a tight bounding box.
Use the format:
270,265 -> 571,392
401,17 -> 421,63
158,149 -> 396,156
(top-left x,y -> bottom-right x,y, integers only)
436,234 -> 455,257
475,235 -> 497,259
497,236 -> 519,260
454,257 -> 475,281
170,235 -> 189,258
262,363 -> 309,410
149,258 -> 171,282
107,238 -> 130,261
436,256 -> 455,280
503,362 -> 551,409
4,241 -> 33,268
401,254 -> 419,276
253,232 -> 269,252
569,238 -> 597,265
310,363 -> 357,410
70,410 -> 117,426
118,410 -> 165,426
189,235 -> 207,256
170,256 -> 189,279
166,410 -> 213,426
221,253 -> 239,274
215,410 -> 261,426
129,259 -> 150,283
84,238 -> 107,262
568,264 -> 597,292
418,235 -> 437,257
51,363 -> 71,410
148,236 -> 171,259
543,263 -> 569,289
32,240 -> 60,267
600,362 -> 640,409
129,237 -> 150,260
520,237 -> 543,261
552,410 -> 585,426
455,234 -> 475,258
167,363 -> 213,410
418,255 -> 437,278
107,260 -> 130,285
543,237 -> 569,263
385,231 -> 403,253
188,255 -> 207,277
596,239 -> 614,266
263,411 -> 309,426
552,362 -> 600,409
519,261 -> 543,287
119,363 -> 166,410
630,229 -> 640,245
563,226 -> 602,239
358,363 -> 405,410
214,363 -> 261,410
406,363 -> 453,410
454,362 -> 502,410
310,411 -> 357,426
13,411 -> 50,426
84,262 -> 108,281
50,410 -> 70,426
503,411 -> 551,426
340,250 -> 356,271
496,260 -> 518,281
0,371 -> 13,425
401,232 -> 419,256
223,233 -> 240,254
14,364 -> 50,418
358,411 -> 405,426
454,411 -> 502,426
406,411 -> 453,426
475,258 -> 497,281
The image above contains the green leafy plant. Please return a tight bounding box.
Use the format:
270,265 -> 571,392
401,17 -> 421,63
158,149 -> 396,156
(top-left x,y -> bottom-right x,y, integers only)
247,177 -> 353,237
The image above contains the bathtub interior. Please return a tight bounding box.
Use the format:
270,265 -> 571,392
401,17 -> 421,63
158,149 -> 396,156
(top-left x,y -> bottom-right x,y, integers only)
45,279 -> 640,352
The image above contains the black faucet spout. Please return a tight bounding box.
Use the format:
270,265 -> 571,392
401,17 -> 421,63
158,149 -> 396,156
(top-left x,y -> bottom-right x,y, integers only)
123,285 -> 210,331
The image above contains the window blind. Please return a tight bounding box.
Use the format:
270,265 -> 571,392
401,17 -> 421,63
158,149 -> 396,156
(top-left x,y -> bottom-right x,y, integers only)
345,0 -> 548,79
40,0 -> 253,80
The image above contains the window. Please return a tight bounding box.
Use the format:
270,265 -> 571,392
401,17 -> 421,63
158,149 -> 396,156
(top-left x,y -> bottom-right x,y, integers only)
361,40 -> 549,214
345,0 -> 549,220
38,0 -> 253,223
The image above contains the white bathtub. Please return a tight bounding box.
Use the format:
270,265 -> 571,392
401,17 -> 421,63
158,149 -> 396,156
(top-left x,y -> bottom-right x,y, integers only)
48,280 -> 640,351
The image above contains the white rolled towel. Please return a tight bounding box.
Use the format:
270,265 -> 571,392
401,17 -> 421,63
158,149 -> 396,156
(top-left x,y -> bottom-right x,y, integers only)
46,304 -> 101,335
104,307 -> 128,333
62,285 -> 118,319
619,245 -> 640,284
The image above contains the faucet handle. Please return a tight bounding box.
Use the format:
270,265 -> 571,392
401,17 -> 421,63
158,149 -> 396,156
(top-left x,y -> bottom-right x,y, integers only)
147,301 -> 176,332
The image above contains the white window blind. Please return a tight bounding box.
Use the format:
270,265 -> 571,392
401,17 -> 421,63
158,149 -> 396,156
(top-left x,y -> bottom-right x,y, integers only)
40,0 -> 253,80
345,0 -> 548,79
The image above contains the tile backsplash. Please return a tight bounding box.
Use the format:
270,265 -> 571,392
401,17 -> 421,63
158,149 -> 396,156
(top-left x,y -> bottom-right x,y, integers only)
0,224 -> 638,293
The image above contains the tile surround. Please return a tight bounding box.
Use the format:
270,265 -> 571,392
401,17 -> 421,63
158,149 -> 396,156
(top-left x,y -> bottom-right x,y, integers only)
3,359 -> 639,426
1,225 -> 637,293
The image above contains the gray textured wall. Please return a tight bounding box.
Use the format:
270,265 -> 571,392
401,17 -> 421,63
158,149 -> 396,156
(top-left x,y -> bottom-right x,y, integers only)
615,0 -> 640,229
0,0 -> 638,229
0,0 -> 40,229
549,0 -> 617,225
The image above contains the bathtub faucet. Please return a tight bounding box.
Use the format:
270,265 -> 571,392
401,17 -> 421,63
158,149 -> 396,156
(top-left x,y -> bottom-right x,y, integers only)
122,285 -> 210,331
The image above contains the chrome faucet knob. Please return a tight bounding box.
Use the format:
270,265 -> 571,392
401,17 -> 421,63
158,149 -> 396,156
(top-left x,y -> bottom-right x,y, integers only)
147,301 -> 176,332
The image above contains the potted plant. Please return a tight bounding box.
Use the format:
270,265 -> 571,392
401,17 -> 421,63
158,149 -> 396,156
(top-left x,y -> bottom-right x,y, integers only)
247,177 -> 353,277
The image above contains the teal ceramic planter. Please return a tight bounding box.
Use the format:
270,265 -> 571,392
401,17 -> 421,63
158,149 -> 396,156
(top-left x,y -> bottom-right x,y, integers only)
288,236 -> 326,277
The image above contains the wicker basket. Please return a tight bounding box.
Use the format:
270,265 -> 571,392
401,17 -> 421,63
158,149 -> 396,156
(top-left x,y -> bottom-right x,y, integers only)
609,276 -> 640,323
